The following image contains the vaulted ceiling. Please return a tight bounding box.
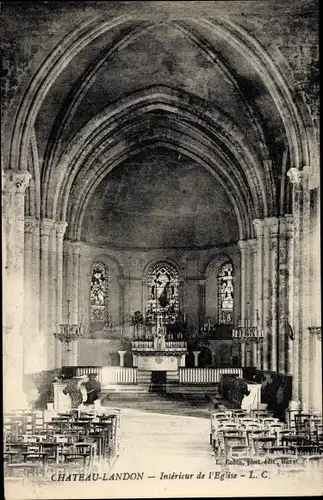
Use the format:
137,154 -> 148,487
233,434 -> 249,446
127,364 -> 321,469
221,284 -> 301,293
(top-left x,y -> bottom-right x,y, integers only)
2,0 -> 318,248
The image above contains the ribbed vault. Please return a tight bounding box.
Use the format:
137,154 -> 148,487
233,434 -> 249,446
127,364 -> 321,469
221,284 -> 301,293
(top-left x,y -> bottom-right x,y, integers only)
4,8 -> 316,246
44,86 -> 272,241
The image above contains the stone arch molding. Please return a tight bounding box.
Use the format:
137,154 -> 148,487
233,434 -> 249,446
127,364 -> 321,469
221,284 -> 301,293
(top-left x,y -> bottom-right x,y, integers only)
8,13 -> 313,179
143,258 -> 181,280
45,86 -> 268,242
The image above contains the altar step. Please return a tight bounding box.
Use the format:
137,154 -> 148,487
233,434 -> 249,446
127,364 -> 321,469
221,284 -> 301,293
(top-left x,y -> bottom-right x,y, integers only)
166,382 -> 220,398
102,384 -> 149,394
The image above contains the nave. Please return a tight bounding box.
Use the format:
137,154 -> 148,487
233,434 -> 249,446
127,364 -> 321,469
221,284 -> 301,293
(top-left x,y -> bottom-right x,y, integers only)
4,403 -> 323,499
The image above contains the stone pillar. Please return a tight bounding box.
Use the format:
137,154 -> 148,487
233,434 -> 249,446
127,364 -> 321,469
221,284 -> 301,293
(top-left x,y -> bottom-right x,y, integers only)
70,241 -> 81,366
308,186 -> 321,412
277,217 -> 290,374
55,222 -> 68,369
24,217 -> 40,373
287,167 -> 311,410
40,218 -> 55,371
119,277 -> 126,337
247,239 -> 258,368
197,278 -> 206,327
265,218 -> 279,372
3,171 -> 31,410
48,224 -> 57,370
285,215 -> 294,374
253,220 -> 265,370
192,351 -> 201,367
308,328 -> 322,413
118,351 -> 126,367
238,240 -> 248,367
179,278 -> 185,319
62,240 -> 73,366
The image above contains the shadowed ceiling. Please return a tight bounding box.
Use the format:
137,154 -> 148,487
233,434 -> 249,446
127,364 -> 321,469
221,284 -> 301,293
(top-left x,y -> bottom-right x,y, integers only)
82,147 -> 239,249
2,1 -> 318,247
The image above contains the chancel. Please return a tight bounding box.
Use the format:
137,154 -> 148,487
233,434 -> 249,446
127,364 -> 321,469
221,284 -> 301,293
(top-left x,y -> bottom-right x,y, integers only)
2,0 -> 322,493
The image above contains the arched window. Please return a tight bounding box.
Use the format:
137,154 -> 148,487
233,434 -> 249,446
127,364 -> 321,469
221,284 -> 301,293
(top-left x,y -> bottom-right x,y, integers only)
218,262 -> 234,324
146,262 -> 179,320
90,262 -> 109,325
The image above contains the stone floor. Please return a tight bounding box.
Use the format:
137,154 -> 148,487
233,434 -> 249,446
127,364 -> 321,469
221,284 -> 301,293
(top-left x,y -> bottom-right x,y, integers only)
5,404 -> 322,499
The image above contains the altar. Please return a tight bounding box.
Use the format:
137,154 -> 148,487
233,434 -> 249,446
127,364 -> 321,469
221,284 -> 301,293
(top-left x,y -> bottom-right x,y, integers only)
131,332 -> 187,371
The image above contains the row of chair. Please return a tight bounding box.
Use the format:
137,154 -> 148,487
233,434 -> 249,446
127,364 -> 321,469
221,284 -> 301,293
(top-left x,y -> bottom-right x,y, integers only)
4,408 -> 121,480
209,409 -> 323,463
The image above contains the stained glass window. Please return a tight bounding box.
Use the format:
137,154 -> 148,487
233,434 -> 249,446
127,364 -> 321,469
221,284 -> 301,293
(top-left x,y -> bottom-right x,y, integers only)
218,262 -> 234,324
90,262 -> 109,323
146,262 -> 179,322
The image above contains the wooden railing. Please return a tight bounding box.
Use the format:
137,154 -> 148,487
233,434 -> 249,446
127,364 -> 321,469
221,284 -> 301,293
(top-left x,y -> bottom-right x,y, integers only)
76,366 -> 138,385
179,367 -> 243,384
76,366 -> 103,382
101,367 -> 137,385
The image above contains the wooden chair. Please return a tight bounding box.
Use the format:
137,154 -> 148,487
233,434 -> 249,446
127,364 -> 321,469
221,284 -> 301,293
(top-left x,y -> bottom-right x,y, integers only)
264,445 -> 295,456
227,444 -> 251,459
252,436 -> 276,456
5,462 -> 45,479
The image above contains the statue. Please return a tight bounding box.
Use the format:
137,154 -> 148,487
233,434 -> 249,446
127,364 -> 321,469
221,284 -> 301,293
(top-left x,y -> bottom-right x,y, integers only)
154,327 -> 166,350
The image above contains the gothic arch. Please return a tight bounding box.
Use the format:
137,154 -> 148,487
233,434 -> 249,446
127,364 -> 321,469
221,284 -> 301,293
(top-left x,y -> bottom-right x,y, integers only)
7,14 -> 314,180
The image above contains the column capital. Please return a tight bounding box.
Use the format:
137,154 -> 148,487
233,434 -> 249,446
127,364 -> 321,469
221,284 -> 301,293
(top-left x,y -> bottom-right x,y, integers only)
238,240 -> 250,252
287,167 -> 310,188
285,214 -> 294,237
3,170 -> 32,195
197,278 -> 207,286
69,240 -> 81,256
2,170 -> 31,194
247,238 -> 257,252
264,217 -> 280,236
118,276 -> 127,285
253,219 -> 265,238
24,216 -> 39,234
40,218 -> 55,237
56,221 -> 68,238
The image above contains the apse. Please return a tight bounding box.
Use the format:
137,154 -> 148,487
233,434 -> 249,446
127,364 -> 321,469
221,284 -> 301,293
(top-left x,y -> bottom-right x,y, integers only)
81,147 -> 239,249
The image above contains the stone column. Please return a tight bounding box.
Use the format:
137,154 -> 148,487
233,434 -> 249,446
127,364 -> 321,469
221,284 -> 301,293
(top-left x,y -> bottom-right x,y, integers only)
262,222 -> 271,370
308,186 -> 321,411
308,328 -> 322,413
247,239 -> 258,368
287,167 -> 311,410
3,171 -> 31,410
179,278 -> 185,319
277,217 -> 290,374
285,215 -> 294,374
265,218 -> 280,372
70,241 -> 81,366
253,220 -> 265,370
40,218 -> 55,371
24,217 -> 40,373
197,278 -> 206,327
55,222 -> 68,369
238,240 -> 249,367
119,277 -> 126,337
193,350 -> 201,367
48,224 -> 57,370
118,351 -> 126,367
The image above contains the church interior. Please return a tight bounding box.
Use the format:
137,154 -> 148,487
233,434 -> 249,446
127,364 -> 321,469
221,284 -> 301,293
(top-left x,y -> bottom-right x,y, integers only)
2,0 -> 322,493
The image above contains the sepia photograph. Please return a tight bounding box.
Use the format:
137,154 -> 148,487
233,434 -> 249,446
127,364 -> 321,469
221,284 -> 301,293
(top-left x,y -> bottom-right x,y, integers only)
1,1 -> 321,498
